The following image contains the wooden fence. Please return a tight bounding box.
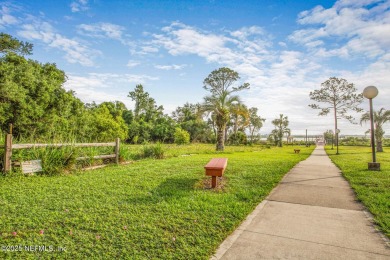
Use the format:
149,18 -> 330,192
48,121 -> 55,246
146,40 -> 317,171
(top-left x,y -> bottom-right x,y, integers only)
2,134 -> 120,174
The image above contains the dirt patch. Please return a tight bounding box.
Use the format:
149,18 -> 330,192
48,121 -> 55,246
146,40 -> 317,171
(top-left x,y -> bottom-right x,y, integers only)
195,176 -> 227,192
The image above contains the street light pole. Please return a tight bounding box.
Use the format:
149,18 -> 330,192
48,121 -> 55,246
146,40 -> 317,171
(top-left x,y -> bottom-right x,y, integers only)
336,129 -> 340,155
369,98 -> 376,163
363,86 -> 380,171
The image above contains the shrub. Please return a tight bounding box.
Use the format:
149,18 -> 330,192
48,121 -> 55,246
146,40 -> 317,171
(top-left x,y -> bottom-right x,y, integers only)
174,128 -> 190,145
142,143 -> 165,159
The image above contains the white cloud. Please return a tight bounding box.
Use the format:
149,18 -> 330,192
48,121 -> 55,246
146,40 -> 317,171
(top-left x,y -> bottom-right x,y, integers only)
0,5 -> 19,28
66,73 -> 158,88
230,26 -> 265,39
70,0 -> 89,13
17,19 -> 100,66
77,22 -> 136,49
155,64 -> 186,70
152,22 -> 272,79
155,22 -> 229,57
141,46 -> 159,53
64,73 -> 159,107
127,60 -> 140,68
278,41 -> 287,47
77,22 -> 125,40
290,0 -> 390,58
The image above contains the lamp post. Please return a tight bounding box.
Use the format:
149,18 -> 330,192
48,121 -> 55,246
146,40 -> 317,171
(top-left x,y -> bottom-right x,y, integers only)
363,86 -> 380,171
336,129 -> 340,155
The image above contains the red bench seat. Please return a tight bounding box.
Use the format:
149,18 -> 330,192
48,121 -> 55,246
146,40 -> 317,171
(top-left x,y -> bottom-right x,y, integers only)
204,158 -> 228,188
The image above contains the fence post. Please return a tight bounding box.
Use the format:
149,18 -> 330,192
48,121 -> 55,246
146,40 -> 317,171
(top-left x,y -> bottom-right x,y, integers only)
3,134 -> 12,173
115,138 -> 120,165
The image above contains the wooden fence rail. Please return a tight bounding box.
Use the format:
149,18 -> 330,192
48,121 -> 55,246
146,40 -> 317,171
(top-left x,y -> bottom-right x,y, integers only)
12,142 -> 116,149
2,135 -> 120,174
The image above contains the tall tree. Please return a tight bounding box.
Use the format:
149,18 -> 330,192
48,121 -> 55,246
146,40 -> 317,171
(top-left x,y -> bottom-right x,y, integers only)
128,84 -> 163,121
247,107 -> 265,143
202,67 -> 249,151
360,108 -> 390,152
172,103 -> 212,142
271,114 -> 290,147
88,103 -> 128,141
0,33 -> 33,56
128,84 -> 174,143
309,77 -> 363,153
172,102 -> 201,122
0,52 -> 72,139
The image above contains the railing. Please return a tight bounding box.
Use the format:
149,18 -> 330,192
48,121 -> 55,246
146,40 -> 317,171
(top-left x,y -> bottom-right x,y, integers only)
2,134 -> 120,173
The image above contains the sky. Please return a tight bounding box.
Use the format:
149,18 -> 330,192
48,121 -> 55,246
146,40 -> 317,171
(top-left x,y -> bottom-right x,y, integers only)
1,0 -> 390,136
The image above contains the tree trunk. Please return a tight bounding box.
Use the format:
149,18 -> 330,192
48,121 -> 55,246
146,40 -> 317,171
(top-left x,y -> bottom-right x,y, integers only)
234,115 -> 238,134
216,125 -> 225,151
250,129 -> 254,143
377,140 -> 383,152
224,127 -> 228,143
278,132 -> 283,147
334,102 -> 339,154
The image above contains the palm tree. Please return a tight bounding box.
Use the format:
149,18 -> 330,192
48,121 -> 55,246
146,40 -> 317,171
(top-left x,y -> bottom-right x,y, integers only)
203,94 -> 241,151
229,103 -> 249,134
360,108 -> 390,152
271,114 -> 291,147
201,67 -> 249,151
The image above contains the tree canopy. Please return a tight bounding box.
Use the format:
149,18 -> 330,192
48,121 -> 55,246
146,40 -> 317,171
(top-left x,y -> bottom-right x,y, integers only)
0,33 -> 33,56
309,77 -> 363,123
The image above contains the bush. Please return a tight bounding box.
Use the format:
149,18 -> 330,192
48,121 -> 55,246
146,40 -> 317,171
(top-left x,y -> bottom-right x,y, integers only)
339,137 -> 369,146
142,143 -> 165,159
174,128 -> 190,145
228,131 -> 247,145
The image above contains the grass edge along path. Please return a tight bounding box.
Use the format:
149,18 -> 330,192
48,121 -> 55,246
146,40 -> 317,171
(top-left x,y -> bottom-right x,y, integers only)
0,145 -> 314,259
325,146 -> 390,239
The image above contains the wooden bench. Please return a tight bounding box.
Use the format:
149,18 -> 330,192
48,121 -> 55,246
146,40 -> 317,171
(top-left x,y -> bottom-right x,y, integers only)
204,158 -> 228,188
294,149 -> 300,154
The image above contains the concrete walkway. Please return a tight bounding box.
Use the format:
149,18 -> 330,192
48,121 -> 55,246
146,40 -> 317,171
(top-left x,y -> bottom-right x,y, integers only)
212,146 -> 390,259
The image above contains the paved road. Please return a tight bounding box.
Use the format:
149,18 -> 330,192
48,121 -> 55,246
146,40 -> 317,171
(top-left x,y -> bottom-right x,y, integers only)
212,145 -> 390,259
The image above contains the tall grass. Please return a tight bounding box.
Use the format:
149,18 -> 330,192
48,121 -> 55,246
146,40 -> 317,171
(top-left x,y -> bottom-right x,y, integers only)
3,139 -> 118,175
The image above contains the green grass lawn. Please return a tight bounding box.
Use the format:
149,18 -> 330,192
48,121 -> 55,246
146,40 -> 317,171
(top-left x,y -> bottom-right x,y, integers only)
0,144 -> 313,259
325,146 -> 390,238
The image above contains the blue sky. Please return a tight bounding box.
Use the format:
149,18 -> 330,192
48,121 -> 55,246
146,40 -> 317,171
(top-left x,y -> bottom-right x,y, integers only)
1,0 -> 390,135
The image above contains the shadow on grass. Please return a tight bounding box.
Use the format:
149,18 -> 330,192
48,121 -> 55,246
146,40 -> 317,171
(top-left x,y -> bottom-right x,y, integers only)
125,177 -> 200,205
